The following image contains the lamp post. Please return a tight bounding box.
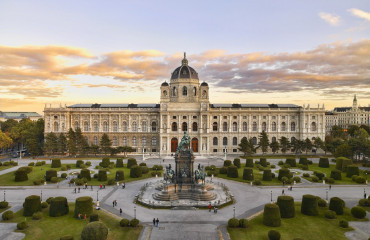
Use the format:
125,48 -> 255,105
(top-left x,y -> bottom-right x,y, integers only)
270,191 -> 273,202
3,190 -> 5,201
41,190 -> 42,201
96,190 -> 99,201
224,146 -> 227,160
233,206 -> 235,218
366,173 -> 368,185
326,189 -> 328,202
142,147 -> 145,161
134,206 -> 137,219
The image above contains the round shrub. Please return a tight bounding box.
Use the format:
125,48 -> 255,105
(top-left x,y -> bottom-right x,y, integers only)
278,160 -> 284,165
285,158 -> 296,167
60,236 -> 74,240
224,160 -> 232,167
246,158 -> 254,168
99,157 -> 111,168
346,165 -> 360,178
227,165 -> 238,178
80,169 -> 91,181
2,210 -> 14,220
94,173 -> 98,179
263,203 -> 281,227
51,159 -> 61,168
127,158 -> 137,168
260,158 -> 267,167
61,173 -> 67,179
139,162 -> 147,167
90,213 -> 99,222
283,164 -> 291,169
3,162 -> 9,166
268,230 -> 281,240
120,218 -> 130,227
314,171 -> 325,180
329,197 -> 345,215
271,165 -> 276,169
219,167 -> 227,174
233,158 -> 241,168
98,170 -> 107,181
277,195 -> 295,218
116,158 -> 124,168
330,169 -> 342,180
301,194 -> 318,216
253,180 -> 262,185
263,169 -> 272,181
116,170 -> 124,181
107,178 -> 116,185
46,197 -> 54,204
152,165 -> 163,171
227,218 -> 239,228
239,218 -> 248,228
81,222 -> 108,240
303,173 -> 310,178
15,169 -> 28,182
311,176 -> 319,182
293,176 -> 301,183
49,196 -> 69,217
318,198 -> 327,207
243,168 -> 254,181
339,220 -> 348,228
130,165 -> 142,178
74,196 -> 93,218
324,210 -> 336,219
299,157 -> 308,165
278,168 -> 290,181
23,195 -> 41,217
355,176 -> 366,184
35,162 -> 42,166
32,211 -> 43,220
319,158 -> 329,168
359,199 -> 369,207
130,218 -> 140,227
76,160 -> 84,168
85,161 -> 91,166
51,177 -> 58,183
341,158 -> 352,172
0,201 -> 9,209
301,165 -> 309,170
140,166 -> 149,174
17,221 -> 28,230
28,162 -> 35,166
46,169 -> 57,181
41,202 -> 48,208
351,206 -> 366,219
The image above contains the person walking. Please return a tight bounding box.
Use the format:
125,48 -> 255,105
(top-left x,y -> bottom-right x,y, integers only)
153,218 -> 156,226
282,189 -> 285,195
209,203 -> 212,212
74,188 -> 76,193
120,208 -> 122,216
329,184 -> 331,190
78,187 -> 80,193
112,201 -> 115,207
156,218 -> 159,227
115,200 -> 117,206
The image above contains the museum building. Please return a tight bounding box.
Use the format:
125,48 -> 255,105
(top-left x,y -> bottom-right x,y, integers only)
44,54 -> 325,155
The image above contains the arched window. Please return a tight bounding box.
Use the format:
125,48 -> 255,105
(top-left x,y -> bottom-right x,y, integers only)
83,122 -> 89,132
193,87 -> 197,96
151,122 -> 157,132
61,123 -> 65,132
142,137 -> 146,146
74,121 -> 79,130
243,122 -> 247,131
233,137 -> 237,145
132,122 -> 137,132
142,121 -> 147,132
233,122 -> 237,131
93,121 -> 99,132
172,87 -> 177,96
183,86 -> 187,96
272,137 -> 276,142
93,136 -> 98,145
192,122 -> 198,131
122,122 -> 128,131
112,121 -> 118,132
213,122 -> 218,131
47,123 -> 50,131
252,122 -> 257,131
172,122 -> 178,131
281,122 -> 286,131
223,137 -> 228,146
223,122 -> 228,131
291,122 -> 296,131
262,122 -> 266,131
252,137 -> 257,145
311,122 -> 317,131
152,137 -> 157,146
182,122 -> 187,131
132,137 -> 137,146
85,137 -> 89,144
291,137 -> 296,143
113,136 -> 117,146
202,90 -> 207,98
213,137 -> 218,146
123,137 -> 127,146
272,122 -> 276,131
103,121 -> 108,132
54,122 -> 59,132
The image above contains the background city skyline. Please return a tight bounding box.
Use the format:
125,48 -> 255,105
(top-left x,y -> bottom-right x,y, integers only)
0,0 -> 369,114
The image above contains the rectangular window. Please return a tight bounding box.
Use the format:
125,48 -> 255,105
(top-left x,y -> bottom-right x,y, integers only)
233,116 -> 237,119
213,149 -> 217,152
173,116 -> 176,119
282,116 -> 286,119
193,116 -> 197,119
213,116 -> 217,119
272,116 -> 276,119
243,116 -> 247,119
253,116 -> 256,119
223,116 -> 227,119
263,116 -> 266,119
183,116 -> 187,119
233,149 -> 237,152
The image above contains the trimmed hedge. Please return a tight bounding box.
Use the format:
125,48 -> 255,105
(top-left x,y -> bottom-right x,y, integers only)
19,166 -> 32,174
346,165 -> 359,178
15,169 -> 28,182
51,159 -> 61,168
227,165 -> 238,178
0,201 -> 9,208
318,158 -> 329,168
335,157 -> 344,171
80,169 -> 91,181
17,221 -> 28,230
239,218 -> 248,228
268,230 -> 281,240
243,168 -> 254,181
301,194 -> 318,216
74,196 -> 93,218
219,167 -> 227,174
233,158 -> 241,168
49,197 -> 69,217
81,222 -> 108,240
116,158 -> 124,168
32,211 -> 43,220
278,168 -> 290,181
285,158 -> 296,167
318,198 -> 327,207
341,159 -> 352,172
130,165 -> 142,178
263,169 -> 272,181
130,218 -> 139,227
90,213 -> 99,222
245,158 -> 254,168
41,202 -> 49,208
330,169 -> 342,180
116,170 -> 124,181
224,160 -> 232,167
140,166 -> 149,174
76,160 -> 84,168
299,157 -> 308,165
127,158 -> 137,168
260,158 -> 267,167
263,203 -> 281,227
227,218 -> 239,228
2,210 -> 14,220
99,158 -> 111,168
339,220 -> 348,228
120,218 -> 130,227
45,169 -> 57,181
324,210 -> 337,219
329,197 -> 345,215
277,195 -> 295,218
98,170 -> 107,181
351,206 -> 366,219
23,195 -> 41,217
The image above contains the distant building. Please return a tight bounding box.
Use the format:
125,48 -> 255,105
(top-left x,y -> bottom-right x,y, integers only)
325,95 -> 370,133
0,112 -> 43,122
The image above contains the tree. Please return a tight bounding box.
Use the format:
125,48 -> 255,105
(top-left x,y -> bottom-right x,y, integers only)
74,128 -> 88,155
279,137 -> 290,154
1,119 -> 18,133
238,137 -> 256,157
117,146 -> 135,157
90,144 -> 100,156
44,132 -> 58,155
0,130 -> 12,149
291,139 -> 304,154
270,141 -> 280,154
349,129 -> 369,161
313,137 -> 324,154
100,134 -> 112,155
330,125 -> 346,139
304,138 -> 313,154
258,131 -> 270,154
334,143 -> 352,159
67,128 -> 77,156
57,133 -> 67,155
347,125 -> 360,138
360,125 -> 370,135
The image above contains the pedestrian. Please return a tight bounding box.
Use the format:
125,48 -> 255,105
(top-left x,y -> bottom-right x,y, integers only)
78,187 -> 80,193
100,184 -> 102,189
115,200 -> 117,206
120,208 -> 122,216
74,188 -> 76,193
84,214 -> 87,220
282,189 -> 285,195
103,184 -> 105,189
156,218 -> 159,227
329,184 -> 331,190
153,218 -> 156,226
209,204 -> 212,212
113,201 -> 115,207
91,185 -> 93,190
365,193 -> 367,199
78,213 -> 81,220
214,207 -> 216,213
122,183 -> 124,189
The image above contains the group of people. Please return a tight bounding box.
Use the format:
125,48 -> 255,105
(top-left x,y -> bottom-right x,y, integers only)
208,204 -> 218,213
77,213 -> 87,220
99,184 -> 106,189
153,218 -> 160,227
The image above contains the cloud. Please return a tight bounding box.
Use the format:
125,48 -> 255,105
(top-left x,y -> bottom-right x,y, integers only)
319,12 -> 340,26
348,8 -> 370,21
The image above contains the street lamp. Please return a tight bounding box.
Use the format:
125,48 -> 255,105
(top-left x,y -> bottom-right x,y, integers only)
224,146 -> 227,160
270,191 -> 273,202
41,190 -> 42,201
233,206 -> 236,218
96,190 -> 99,201
326,189 -> 328,202
134,206 -> 137,219
3,190 -> 5,201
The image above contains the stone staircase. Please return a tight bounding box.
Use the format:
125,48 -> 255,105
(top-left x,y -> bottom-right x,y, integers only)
153,191 -> 216,201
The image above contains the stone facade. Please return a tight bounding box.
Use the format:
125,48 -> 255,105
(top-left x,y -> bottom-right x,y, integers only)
44,54 -> 326,155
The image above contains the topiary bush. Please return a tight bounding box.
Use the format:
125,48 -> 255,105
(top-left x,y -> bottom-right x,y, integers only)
355,176 -> 366,184
263,169 -> 272,181
107,178 -> 116,185
311,176 -> 319,182
140,166 -> 149,174
277,195 -> 295,218
329,197 -> 345,215
318,198 -> 327,207
90,213 -> 99,222
227,165 -> 238,178
227,218 -> 239,228
324,210 -> 336,219
339,220 -> 348,228
263,203 -> 281,227
346,165 -> 360,178
35,162 -> 42,166
2,210 -> 14,220
268,230 -> 281,240
32,211 -> 43,220
219,167 -> 227,174
285,158 -> 296,167
49,196 -> 69,217
17,221 -> 28,230
351,206 -> 366,219
127,158 -> 137,168
51,177 -> 58,183
330,169 -> 342,180
28,162 -> 35,166
239,218 -> 248,228
243,168 -> 254,181
41,201 -> 48,208
299,157 -> 308,165
260,158 -> 267,167
245,158 -> 254,168
74,196 -> 93,218
46,197 -> 54,204
341,158 -> 352,172
116,170 -> 124,181
130,218 -> 140,227
51,159 -> 61,168
46,169 -> 57,181
61,173 -> 67,179
120,218 -> 130,227
335,157 -> 345,171
0,201 -> 9,209
314,171 -> 325,180
253,180 -> 262,185
98,170 -> 107,181
80,169 -> 91,181
224,160 -> 232,167
278,168 -> 290,181
301,194 -> 318,216
99,157 -> 111,168
81,222 -> 108,240
233,158 -> 241,168
318,158 -> 329,168
23,195 -> 41,217
116,158 -> 124,168
15,169 -> 28,182
358,199 -> 369,207
76,160 -> 84,168
130,165 -> 142,178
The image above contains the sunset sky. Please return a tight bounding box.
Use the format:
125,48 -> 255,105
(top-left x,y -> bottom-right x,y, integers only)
0,0 -> 369,115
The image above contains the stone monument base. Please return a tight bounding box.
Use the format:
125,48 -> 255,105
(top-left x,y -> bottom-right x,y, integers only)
153,183 -> 216,201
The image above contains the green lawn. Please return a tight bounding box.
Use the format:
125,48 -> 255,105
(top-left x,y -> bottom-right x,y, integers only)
0,165 -> 15,171
239,154 -> 333,159
228,203 -> 367,240
0,206 -> 10,213
2,204 -> 142,240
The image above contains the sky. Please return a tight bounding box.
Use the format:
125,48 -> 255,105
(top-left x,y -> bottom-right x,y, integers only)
0,0 -> 369,114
